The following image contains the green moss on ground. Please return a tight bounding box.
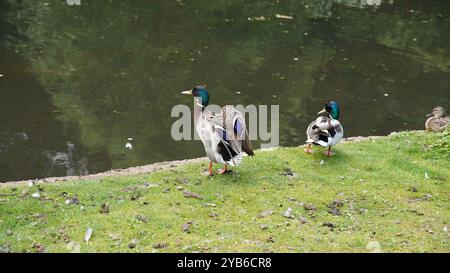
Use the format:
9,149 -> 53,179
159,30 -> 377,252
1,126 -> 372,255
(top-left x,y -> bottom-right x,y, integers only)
0,131 -> 449,253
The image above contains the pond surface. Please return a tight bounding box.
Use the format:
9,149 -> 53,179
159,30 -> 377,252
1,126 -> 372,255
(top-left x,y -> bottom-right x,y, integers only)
0,0 -> 449,182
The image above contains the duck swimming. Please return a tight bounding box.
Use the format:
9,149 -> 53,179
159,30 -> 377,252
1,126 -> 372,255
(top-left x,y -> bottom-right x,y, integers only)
181,86 -> 254,176
304,101 -> 344,157
425,106 -> 449,132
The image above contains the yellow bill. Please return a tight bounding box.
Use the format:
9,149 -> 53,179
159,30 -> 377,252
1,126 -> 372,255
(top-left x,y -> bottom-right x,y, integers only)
181,90 -> 193,95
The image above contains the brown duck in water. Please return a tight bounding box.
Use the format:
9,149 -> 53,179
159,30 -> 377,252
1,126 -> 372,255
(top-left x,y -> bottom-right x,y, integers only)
425,106 -> 450,132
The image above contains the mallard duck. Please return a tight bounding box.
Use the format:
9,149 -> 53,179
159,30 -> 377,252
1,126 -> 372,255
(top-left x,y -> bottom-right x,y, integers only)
304,101 -> 344,157
181,86 -> 254,176
425,106 -> 449,132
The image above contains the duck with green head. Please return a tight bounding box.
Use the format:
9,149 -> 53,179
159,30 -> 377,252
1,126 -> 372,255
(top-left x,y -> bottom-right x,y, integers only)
305,101 -> 344,157
181,86 -> 254,176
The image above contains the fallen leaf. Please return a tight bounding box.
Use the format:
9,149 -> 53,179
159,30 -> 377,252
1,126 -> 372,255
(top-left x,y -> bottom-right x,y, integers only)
33,243 -> 46,253
183,190 -> 203,199
257,210 -> 273,218
303,203 -> 317,211
122,186 -> 137,193
152,242 -> 168,249
130,193 -> 140,201
176,178 -> 190,184
323,222 -> 336,229
359,208 -> 368,214
281,168 -> 297,178
32,213 -> 46,219
330,199 -> 344,208
209,212 -> 218,218
328,208 -> 341,216
299,216 -> 308,224
260,224 -> 269,230
182,221 -> 193,233
136,215 -> 148,223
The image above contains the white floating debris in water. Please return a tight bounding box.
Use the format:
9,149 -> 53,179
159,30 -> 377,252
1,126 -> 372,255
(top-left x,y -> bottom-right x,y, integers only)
293,57 -> 299,61
384,93 -> 389,97
235,91 -> 241,95
0,74 -> 4,77
424,172 -> 430,179
275,14 -> 294,20
125,142 -> 133,150
127,137 -> 133,141
31,192 -> 40,198
246,16 -> 267,22
304,32 -> 308,36
85,228 -> 93,242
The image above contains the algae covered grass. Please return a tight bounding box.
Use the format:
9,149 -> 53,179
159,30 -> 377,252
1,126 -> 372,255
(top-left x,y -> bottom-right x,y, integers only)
0,131 -> 448,253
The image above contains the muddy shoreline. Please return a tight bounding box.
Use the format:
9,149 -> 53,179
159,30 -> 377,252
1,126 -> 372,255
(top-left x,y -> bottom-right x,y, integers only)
0,134 -> 396,187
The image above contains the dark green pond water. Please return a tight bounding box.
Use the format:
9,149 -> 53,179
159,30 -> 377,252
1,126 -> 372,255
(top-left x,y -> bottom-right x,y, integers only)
0,0 -> 449,182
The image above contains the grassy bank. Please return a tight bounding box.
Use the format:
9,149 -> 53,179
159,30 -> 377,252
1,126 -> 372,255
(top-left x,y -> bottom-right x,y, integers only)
0,131 -> 449,253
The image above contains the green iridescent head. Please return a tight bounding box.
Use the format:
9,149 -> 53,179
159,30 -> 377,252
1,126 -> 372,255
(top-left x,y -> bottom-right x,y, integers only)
181,86 -> 209,107
318,101 -> 340,119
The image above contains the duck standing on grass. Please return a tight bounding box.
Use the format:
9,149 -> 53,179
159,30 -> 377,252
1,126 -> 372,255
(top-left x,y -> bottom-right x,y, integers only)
425,106 -> 449,132
181,86 -> 254,176
304,101 -> 344,157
